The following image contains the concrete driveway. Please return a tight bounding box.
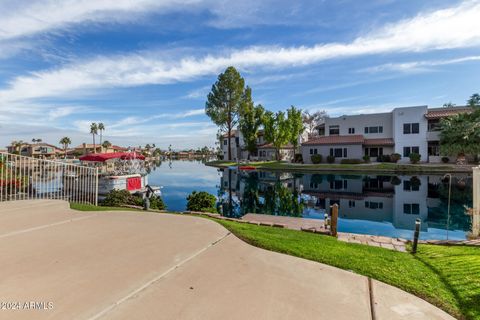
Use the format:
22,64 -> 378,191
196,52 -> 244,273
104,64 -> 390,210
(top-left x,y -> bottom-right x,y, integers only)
0,200 -> 454,320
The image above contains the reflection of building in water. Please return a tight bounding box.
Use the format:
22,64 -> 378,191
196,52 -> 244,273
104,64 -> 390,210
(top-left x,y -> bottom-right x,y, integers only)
302,175 -> 432,231
219,170 -> 472,232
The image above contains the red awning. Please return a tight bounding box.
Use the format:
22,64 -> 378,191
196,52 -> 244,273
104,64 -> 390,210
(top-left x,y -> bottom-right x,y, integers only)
79,152 -> 145,162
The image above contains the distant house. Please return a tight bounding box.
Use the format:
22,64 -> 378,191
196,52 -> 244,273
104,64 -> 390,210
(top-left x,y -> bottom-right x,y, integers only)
73,143 -> 128,156
7,143 -> 62,159
220,129 -> 306,161
301,105 -> 472,164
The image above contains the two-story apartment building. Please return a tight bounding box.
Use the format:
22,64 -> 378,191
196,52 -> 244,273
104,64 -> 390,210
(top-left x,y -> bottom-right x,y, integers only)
221,129 -> 302,161
301,105 -> 471,163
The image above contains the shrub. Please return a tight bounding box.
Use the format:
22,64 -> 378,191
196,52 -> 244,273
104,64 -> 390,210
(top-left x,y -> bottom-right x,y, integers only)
441,156 -> 450,163
326,155 -> 335,163
293,153 -> 303,163
390,176 -> 401,186
340,159 -> 363,164
186,191 -> 217,213
377,154 -> 391,163
102,189 -> 131,207
311,154 -> 322,164
409,153 -> 421,164
101,189 -> 165,210
362,155 -> 370,163
390,153 -> 401,163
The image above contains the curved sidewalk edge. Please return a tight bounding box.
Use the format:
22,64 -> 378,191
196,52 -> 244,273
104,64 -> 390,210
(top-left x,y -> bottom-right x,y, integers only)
0,200 -> 456,320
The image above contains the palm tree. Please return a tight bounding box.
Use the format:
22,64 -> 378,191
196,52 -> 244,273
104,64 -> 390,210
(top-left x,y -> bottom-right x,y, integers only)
59,137 -> 71,159
90,122 -> 98,154
98,123 -> 105,146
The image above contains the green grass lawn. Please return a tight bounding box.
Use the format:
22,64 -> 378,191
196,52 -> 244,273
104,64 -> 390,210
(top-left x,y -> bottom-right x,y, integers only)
206,160 -> 463,173
69,203 -> 480,319
212,219 -> 480,320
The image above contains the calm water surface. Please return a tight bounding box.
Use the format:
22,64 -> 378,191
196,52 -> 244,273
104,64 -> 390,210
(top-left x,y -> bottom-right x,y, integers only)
147,159 -> 474,240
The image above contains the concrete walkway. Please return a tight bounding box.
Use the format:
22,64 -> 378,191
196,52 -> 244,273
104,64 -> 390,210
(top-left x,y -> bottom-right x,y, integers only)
0,200 -> 454,320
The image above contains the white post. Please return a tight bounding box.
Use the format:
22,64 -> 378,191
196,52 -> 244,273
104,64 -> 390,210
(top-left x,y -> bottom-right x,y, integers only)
472,166 -> 480,238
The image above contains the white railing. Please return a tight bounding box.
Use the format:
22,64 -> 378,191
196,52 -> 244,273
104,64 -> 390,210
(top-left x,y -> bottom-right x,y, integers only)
0,152 -> 98,205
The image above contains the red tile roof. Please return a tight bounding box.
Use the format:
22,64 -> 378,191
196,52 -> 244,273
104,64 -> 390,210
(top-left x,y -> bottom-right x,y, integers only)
258,143 -> 293,149
425,107 -> 472,119
302,135 -> 364,145
363,138 -> 394,146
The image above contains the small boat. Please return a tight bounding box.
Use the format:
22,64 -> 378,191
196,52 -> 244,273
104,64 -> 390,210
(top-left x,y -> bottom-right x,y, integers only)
239,166 -> 256,171
78,152 -> 161,198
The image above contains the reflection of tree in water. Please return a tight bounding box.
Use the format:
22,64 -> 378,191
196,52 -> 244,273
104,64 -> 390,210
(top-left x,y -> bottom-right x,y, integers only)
241,172 -> 261,215
260,181 -> 304,217
218,171 -> 304,217
428,177 -> 472,231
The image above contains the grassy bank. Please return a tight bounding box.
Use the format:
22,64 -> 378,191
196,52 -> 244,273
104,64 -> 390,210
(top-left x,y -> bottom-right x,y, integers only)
70,202 -> 143,212
70,203 -> 480,319
212,219 -> 479,320
206,160 -> 470,174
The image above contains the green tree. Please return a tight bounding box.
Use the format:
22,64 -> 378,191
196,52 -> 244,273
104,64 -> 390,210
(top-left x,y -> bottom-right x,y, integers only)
263,110 -> 291,160
443,102 -> 456,108
98,123 -> 105,146
205,66 -> 246,161
239,87 -> 264,159
59,137 -> 71,159
467,93 -> 480,107
440,111 -> 480,157
287,106 -> 304,154
90,122 -> 98,154
102,140 -> 112,149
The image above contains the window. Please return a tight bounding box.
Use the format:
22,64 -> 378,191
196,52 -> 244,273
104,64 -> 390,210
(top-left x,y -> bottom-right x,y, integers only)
404,203 -> 420,215
349,200 -> 356,208
343,148 -> 348,157
334,148 -> 343,157
403,180 -> 420,191
404,123 -> 420,134
348,127 -> 355,134
310,148 -> 318,155
329,125 -> 339,135
223,140 -> 227,146
365,201 -> 383,209
310,182 -> 318,189
329,180 -> 347,190
403,146 -> 419,157
364,126 -> 383,134
235,137 -> 239,146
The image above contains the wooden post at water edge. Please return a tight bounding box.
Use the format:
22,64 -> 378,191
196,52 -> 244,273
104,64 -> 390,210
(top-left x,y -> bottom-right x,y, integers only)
330,204 -> 338,237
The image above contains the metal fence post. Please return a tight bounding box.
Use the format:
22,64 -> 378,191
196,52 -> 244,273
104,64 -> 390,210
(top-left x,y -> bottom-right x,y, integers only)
412,219 -> 421,254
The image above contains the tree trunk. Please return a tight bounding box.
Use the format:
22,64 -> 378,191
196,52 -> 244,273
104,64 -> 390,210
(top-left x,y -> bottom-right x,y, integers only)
227,126 -> 232,161
92,135 -> 96,154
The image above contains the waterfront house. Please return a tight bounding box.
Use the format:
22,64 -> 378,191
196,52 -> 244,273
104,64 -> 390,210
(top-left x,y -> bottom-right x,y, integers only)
7,142 -> 63,159
301,105 -> 472,164
221,129 -> 306,161
73,143 -> 127,156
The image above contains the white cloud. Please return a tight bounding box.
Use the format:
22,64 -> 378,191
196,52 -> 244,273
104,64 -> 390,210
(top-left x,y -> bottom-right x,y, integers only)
360,55 -> 480,73
2,1 -> 480,105
0,0 -> 201,41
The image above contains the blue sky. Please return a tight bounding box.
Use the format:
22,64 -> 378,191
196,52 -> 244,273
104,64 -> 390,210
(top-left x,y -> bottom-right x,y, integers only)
0,0 -> 479,150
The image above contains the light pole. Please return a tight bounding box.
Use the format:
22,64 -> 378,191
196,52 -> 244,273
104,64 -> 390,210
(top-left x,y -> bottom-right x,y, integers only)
443,173 -> 452,240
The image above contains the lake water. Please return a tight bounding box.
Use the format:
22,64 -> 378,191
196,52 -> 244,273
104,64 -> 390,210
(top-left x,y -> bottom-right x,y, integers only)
147,159 -> 474,240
